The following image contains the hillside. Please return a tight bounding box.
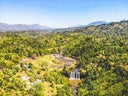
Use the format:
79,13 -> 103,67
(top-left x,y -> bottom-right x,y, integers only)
0,20 -> 128,96
88,21 -> 108,26
17,55 -> 76,95
69,21 -> 108,28
0,21 -> 107,32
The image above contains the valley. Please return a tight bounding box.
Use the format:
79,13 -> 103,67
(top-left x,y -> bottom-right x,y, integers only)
0,20 -> 128,96
17,54 -> 78,96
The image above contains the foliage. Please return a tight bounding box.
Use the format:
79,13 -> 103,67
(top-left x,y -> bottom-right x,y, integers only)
0,20 -> 128,95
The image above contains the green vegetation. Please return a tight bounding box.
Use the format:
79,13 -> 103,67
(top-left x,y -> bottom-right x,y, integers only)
0,20 -> 128,96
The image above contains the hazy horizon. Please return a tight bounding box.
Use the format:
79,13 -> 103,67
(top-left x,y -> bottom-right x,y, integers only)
0,0 -> 128,28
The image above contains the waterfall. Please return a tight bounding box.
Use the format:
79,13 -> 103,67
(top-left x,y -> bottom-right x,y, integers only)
70,72 -> 75,80
77,72 -> 80,80
69,69 -> 80,80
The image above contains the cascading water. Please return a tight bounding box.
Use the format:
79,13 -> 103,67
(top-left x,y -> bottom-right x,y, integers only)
69,65 -> 81,96
69,68 -> 80,80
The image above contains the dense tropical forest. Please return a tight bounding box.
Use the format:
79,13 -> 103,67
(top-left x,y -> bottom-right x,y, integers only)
0,20 -> 128,96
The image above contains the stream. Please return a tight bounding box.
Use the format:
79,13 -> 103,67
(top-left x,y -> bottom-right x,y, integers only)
69,65 -> 81,96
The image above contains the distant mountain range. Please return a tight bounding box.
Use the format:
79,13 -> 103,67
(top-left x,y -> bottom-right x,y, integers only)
0,23 -> 51,32
88,21 -> 108,26
70,21 -> 108,28
0,21 -> 108,32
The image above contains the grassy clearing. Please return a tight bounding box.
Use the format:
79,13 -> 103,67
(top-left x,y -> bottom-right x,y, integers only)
21,54 -> 76,71
17,54 -> 77,95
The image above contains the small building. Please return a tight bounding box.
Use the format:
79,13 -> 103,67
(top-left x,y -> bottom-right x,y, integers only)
36,79 -> 42,83
21,76 -> 29,81
50,54 -> 63,58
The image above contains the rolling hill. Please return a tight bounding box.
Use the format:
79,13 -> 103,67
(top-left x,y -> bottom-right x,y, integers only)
0,23 -> 51,32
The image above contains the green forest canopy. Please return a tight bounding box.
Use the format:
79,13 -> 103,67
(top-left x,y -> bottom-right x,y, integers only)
0,20 -> 128,96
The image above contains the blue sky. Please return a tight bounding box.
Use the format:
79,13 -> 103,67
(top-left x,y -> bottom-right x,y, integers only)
0,0 -> 128,28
